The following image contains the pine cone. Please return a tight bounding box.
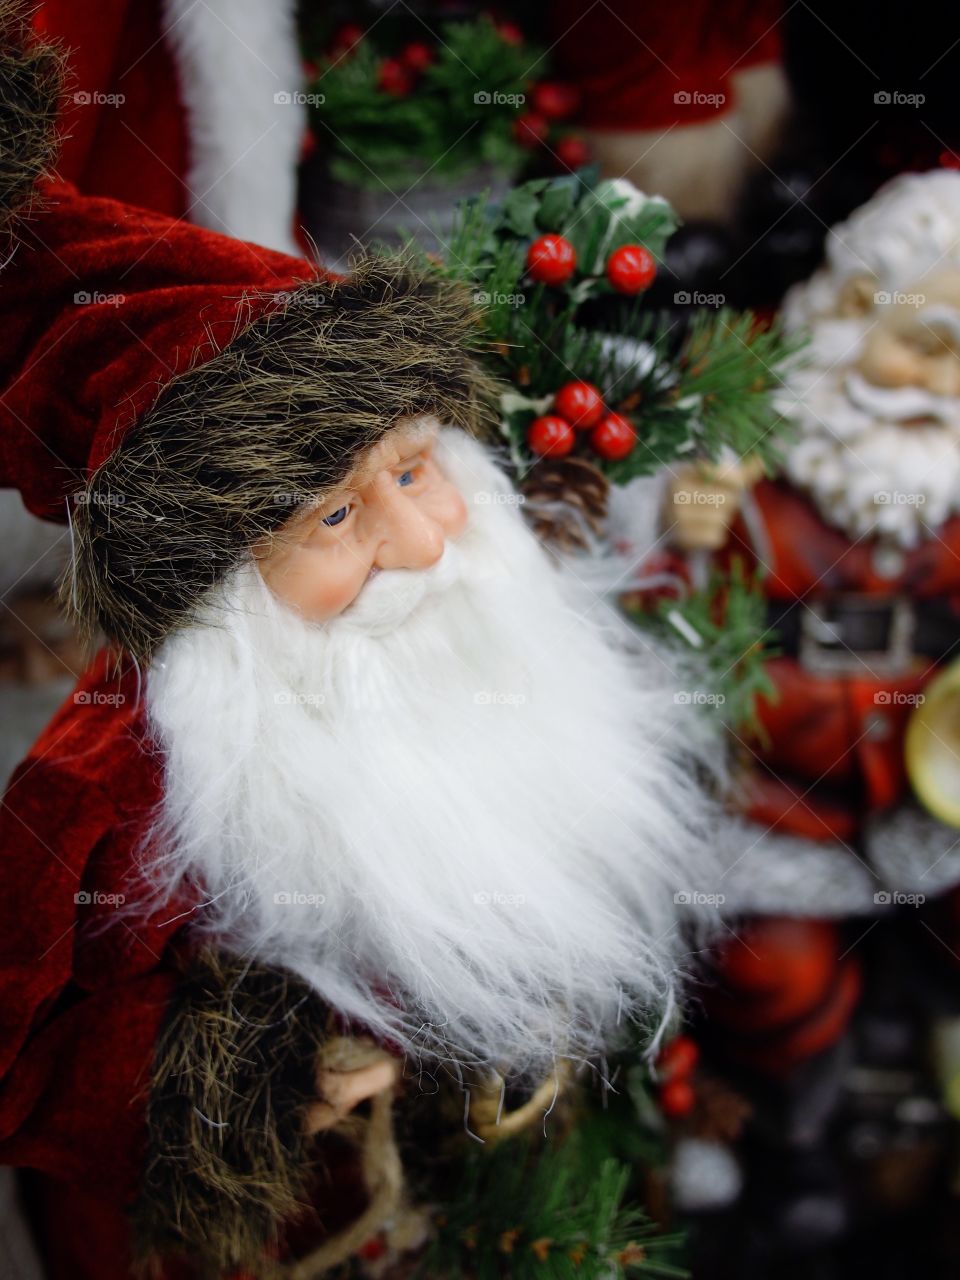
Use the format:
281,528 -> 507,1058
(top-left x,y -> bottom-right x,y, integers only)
521,457 -> 610,552
689,1073 -> 752,1144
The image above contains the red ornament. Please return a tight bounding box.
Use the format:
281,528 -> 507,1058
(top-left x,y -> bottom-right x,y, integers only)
590,412 -> 636,461
553,381 -> 604,430
656,1034 -> 700,1081
527,415 -> 575,458
401,41 -> 434,72
496,20 -> 524,45
513,112 -> 549,149
526,235 -> 576,286
330,22 -> 364,59
605,244 -> 657,294
555,135 -> 590,171
531,81 -> 580,121
357,1235 -> 387,1262
659,1077 -> 696,1118
377,57 -> 414,96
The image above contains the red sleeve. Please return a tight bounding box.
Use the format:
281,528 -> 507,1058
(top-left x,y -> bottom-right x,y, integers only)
0,656 -> 184,1202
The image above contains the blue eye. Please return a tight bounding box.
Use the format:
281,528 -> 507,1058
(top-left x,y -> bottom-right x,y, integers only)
322,504 -> 350,527
398,470 -> 414,487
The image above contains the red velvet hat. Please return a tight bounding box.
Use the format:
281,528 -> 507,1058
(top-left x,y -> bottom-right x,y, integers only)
0,180 -> 495,660
0,178 -> 310,523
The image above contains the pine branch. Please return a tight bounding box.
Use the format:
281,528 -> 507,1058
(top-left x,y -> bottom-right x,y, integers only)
625,559 -> 779,735
411,1126 -> 687,1280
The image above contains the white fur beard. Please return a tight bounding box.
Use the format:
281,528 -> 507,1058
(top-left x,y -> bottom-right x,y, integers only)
143,430 -> 719,1079
778,324 -> 960,548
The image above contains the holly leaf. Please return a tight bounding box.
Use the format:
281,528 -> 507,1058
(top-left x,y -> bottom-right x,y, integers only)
500,181 -> 549,237
536,179 -> 579,232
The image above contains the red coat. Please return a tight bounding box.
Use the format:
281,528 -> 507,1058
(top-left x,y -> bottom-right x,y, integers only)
0,651 -> 187,1277
727,479 -> 960,840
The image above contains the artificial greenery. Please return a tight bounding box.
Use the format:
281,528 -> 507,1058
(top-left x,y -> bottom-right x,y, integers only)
305,17 -> 543,190
625,559 -> 779,736
425,171 -> 801,483
414,1143 -> 684,1279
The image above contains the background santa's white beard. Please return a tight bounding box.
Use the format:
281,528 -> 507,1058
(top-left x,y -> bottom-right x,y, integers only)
143,429 -> 720,1080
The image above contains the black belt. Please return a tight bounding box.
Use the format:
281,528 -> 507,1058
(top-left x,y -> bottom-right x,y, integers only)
766,596 -> 960,676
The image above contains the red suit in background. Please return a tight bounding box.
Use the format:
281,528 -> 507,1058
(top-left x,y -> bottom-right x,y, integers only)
693,172 -> 960,1075
33,0 -> 305,253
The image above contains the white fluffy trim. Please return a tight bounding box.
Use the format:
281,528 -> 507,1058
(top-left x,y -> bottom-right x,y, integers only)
716,816 -> 881,918
162,0 -> 304,254
866,805 -> 960,897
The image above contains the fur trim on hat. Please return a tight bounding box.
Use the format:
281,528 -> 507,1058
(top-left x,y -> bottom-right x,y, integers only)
67,256 -> 500,663
132,948 -> 335,1279
0,0 -> 64,241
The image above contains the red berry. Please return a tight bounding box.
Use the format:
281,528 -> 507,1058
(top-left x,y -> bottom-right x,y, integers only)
606,244 -> 657,294
555,135 -> 590,171
377,57 -> 414,96
659,1078 -> 696,1118
496,20 -> 524,45
531,81 -> 580,121
330,23 -> 364,59
656,1034 -> 700,1081
358,1235 -> 387,1261
528,415 -> 575,458
401,41 -> 434,72
526,234 -> 576,286
513,112 -> 549,148
553,381 -> 604,430
591,412 -> 636,461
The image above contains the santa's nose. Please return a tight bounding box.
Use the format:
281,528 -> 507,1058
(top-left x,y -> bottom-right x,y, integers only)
373,490 -> 445,571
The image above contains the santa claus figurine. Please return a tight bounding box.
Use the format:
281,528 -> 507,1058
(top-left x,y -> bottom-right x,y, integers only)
0,10 -> 718,1278
666,172 -> 960,1242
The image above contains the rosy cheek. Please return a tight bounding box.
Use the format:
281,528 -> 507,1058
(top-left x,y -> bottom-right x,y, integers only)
260,546 -> 370,622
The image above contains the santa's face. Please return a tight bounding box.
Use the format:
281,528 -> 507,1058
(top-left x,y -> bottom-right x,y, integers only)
779,266 -> 960,547
255,416 -> 468,621
857,268 -> 960,399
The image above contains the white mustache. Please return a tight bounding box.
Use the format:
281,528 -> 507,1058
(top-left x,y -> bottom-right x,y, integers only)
845,370 -> 960,423
336,540 -> 462,635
